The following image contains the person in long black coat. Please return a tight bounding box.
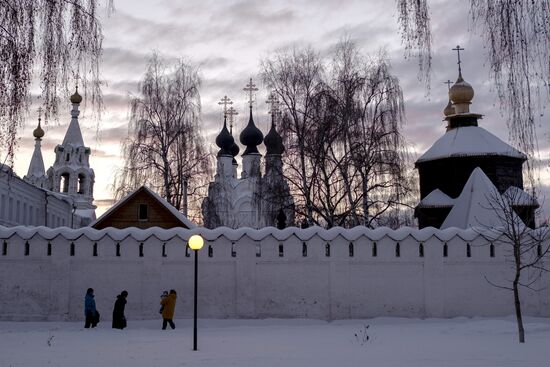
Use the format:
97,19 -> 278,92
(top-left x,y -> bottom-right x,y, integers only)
112,290 -> 128,329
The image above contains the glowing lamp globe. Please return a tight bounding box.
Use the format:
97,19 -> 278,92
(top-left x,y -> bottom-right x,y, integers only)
188,235 -> 204,251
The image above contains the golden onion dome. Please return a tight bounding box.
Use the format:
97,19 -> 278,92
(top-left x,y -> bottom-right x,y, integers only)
449,75 -> 474,104
443,99 -> 455,116
33,120 -> 45,139
70,86 -> 83,104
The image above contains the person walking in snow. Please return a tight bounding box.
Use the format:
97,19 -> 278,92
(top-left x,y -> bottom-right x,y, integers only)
159,290 -> 168,314
112,290 -> 128,329
84,288 -> 99,328
160,289 -> 177,330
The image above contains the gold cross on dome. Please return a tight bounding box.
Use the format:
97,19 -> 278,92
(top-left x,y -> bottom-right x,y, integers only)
226,106 -> 239,133
443,80 -> 453,90
452,45 -> 465,75
243,78 -> 258,108
218,95 -> 233,116
266,92 -> 280,115
37,107 -> 43,121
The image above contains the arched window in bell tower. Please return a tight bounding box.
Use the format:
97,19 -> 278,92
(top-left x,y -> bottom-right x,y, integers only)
77,174 -> 86,194
60,173 -> 70,193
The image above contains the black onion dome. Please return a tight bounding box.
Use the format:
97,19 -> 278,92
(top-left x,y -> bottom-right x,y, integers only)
215,117 -> 234,157
264,121 -> 284,155
229,140 -> 240,157
239,107 -> 264,155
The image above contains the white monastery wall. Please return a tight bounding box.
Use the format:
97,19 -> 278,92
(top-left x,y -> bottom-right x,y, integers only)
0,226 -> 548,321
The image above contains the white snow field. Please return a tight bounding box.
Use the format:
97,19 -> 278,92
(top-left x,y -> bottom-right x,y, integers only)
0,317 -> 548,367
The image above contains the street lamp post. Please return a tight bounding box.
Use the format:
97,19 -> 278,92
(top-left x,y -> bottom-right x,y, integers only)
188,234 -> 204,351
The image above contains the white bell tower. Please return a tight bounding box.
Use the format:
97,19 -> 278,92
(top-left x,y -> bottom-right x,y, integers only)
47,87 -> 96,212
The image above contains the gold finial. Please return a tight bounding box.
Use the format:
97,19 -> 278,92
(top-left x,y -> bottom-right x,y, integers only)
452,45 -> 465,79
218,95 -> 233,117
243,78 -> 258,108
33,107 -> 45,139
70,83 -> 82,104
226,106 -> 239,134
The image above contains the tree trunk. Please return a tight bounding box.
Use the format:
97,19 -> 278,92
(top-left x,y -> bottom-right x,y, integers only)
513,278 -> 525,343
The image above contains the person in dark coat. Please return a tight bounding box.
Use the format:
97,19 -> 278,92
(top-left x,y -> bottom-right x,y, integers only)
160,289 -> 177,330
112,290 -> 128,329
84,288 -> 98,328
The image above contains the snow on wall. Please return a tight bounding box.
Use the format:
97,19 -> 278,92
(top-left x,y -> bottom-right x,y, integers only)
0,225 -> 548,321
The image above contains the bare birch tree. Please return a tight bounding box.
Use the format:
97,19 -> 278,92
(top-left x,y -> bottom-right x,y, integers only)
481,188 -> 550,343
262,41 -> 412,228
114,52 -> 211,221
0,0 -> 112,164
261,48 -> 324,225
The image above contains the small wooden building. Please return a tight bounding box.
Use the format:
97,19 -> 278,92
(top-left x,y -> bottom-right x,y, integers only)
91,186 -> 195,229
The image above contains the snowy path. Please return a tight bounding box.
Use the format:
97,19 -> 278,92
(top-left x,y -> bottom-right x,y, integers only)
0,317 -> 548,367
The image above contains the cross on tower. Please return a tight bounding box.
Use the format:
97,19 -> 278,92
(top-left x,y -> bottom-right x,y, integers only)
37,107 -> 43,121
226,106 -> 239,134
243,78 -> 258,108
218,95 -> 233,116
265,92 -> 280,115
74,75 -> 81,91
443,80 -> 453,90
452,45 -> 465,76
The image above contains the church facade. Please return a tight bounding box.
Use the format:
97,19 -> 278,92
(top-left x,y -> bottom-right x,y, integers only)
0,88 -> 96,228
202,81 -> 294,229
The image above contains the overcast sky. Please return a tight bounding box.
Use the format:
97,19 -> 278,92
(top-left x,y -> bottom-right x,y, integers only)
12,0 -> 550,218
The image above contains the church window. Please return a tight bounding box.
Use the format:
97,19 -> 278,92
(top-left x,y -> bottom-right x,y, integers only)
93,243 -> 98,257
537,244 -> 542,257
2,241 -> 6,256
70,242 -> 75,256
65,153 -> 70,162
16,200 -> 20,222
162,243 -> 167,257
61,173 -> 70,193
116,243 -> 121,257
208,245 -> 213,258
349,242 -> 354,257
302,242 -> 307,257
9,197 -> 13,219
24,241 -> 29,256
372,242 -> 377,257
47,242 -> 52,256
139,243 -> 144,257
23,203 -> 27,223
490,243 -> 495,258
279,243 -> 284,257
443,243 -> 448,257
231,242 -> 236,257
395,242 -> 400,257
325,243 -> 331,257
77,174 -> 86,194
138,204 -> 148,221
185,244 -> 190,257
466,243 -> 471,258
419,243 -> 424,257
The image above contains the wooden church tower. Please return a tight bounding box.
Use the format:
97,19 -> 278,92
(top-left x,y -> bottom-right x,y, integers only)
415,47 -> 537,229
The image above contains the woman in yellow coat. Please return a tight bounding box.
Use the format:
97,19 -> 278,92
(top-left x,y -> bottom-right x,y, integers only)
161,289 -> 177,330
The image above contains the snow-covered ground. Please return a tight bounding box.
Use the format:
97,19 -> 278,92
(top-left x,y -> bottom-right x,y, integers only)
0,317 -> 548,367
